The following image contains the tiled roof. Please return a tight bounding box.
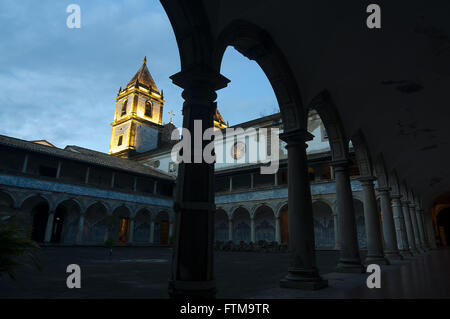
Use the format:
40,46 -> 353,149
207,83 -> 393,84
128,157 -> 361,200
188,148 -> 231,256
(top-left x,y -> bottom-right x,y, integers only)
126,57 -> 159,92
0,134 -> 174,181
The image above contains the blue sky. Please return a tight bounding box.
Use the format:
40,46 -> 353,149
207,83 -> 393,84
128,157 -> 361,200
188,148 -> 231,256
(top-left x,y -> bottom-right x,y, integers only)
0,0 -> 277,153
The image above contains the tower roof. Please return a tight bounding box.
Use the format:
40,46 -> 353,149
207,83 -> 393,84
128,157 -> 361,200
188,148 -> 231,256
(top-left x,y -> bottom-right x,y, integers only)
214,108 -> 228,129
126,57 -> 159,92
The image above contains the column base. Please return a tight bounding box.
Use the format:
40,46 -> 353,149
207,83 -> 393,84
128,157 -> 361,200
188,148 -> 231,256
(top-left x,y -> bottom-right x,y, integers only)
279,268 -> 328,290
364,255 -> 390,266
168,280 -> 216,299
384,251 -> 403,261
336,259 -> 365,273
400,249 -> 413,258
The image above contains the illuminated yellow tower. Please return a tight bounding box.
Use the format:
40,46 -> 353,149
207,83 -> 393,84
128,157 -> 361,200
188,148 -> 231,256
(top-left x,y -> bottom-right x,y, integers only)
109,57 -> 165,157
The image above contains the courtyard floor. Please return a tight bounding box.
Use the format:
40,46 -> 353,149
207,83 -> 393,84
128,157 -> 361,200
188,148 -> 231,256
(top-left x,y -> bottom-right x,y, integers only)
0,247 -> 449,299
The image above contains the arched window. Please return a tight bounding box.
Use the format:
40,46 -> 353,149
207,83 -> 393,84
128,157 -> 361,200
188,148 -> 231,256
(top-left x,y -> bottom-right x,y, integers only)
121,100 -> 128,116
145,100 -> 152,117
117,135 -> 123,146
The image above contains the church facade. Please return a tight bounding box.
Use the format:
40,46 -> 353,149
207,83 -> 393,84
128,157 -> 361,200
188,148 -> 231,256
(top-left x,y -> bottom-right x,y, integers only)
0,59 -> 373,249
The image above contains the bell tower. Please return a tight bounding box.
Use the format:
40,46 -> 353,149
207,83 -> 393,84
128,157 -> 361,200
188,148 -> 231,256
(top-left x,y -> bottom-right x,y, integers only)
109,57 -> 165,158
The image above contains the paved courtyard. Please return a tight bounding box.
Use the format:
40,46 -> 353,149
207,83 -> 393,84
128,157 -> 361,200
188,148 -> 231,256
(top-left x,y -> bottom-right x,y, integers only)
0,247 -> 449,299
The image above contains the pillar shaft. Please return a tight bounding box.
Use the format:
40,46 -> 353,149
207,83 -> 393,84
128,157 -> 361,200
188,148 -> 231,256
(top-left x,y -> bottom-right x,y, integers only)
402,201 -> 418,254
409,204 -> 422,253
425,212 -> 437,249
360,178 -> 389,265
76,214 -> 85,244
415,208 -> 426,251
168,68 -> 229,299
391,196 -> 411,256
44,211 -> 55,243
250,218 -> 255,242
275,217 -> 281,243
333,213 -> 339,250
128,219 -> 135,244
228,219 -> 233,242
279,129 -> 327,290
333,161 -> 364,273
149,221 -> 155,244
378,188 -> 402,260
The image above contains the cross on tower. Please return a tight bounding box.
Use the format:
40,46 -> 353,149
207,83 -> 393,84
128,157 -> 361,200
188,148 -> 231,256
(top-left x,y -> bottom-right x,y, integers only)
168,110 -> 175,123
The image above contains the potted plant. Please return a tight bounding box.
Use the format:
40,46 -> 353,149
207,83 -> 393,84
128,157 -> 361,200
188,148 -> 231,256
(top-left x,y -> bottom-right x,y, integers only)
0,211 -> 41,279
104,215 -> 119,257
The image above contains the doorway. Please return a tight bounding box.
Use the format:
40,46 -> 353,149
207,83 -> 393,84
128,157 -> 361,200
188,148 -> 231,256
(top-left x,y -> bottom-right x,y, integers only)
117,217 -> 130,244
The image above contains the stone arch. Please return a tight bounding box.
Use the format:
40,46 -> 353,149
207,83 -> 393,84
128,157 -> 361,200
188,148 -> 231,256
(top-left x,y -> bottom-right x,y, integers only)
389,169 -> 401,197
133,208 -> 152,243
154,211 -> 170,245
213,20 -> 305,131
0,190 -> 16,211
54,199 -> 81,244
215,208 -> 229,242
374,154 -> 390,189
351,130 -> 374,178
83,202 -> 108,244
231,206 -> 251,243
309,91 -> 350,163
253,204 -> 276,242
312,200 -> 335,249
353,198 -> 366,248
21,195 -> 50,243
160,0 -> 215,70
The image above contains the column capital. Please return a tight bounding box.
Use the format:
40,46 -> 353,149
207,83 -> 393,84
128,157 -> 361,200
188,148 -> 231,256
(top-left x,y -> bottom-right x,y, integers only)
390,193 -> 401,200
401,200 -> 411,206
358,176 -> 377,186
170,67 -> 230,91
330,159 -> 352,170
376,186 -> 392,193
279,128 -> 314,146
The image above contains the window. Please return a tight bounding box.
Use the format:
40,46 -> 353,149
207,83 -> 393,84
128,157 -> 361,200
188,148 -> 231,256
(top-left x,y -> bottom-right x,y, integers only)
322,125 -> 328,139
118,135 -> 123,146
121,100 -> 128,116
169,162 -> 177,173
145,100 -> 152,117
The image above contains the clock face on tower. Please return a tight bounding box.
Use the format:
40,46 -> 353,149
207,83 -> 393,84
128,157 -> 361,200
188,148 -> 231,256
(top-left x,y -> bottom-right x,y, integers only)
232,141 -> 246,160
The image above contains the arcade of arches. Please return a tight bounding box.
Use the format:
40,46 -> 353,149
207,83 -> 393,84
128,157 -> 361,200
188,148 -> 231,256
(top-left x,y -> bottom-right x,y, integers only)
160,0 -> 449,298
0,190 -> 173,246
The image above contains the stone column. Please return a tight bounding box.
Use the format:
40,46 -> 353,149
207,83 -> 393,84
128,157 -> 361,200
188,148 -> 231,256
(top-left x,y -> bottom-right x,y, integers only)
420,210 -> 431,250
279,129 -> 327,290
391,195 -> 411,256
415,207 -> 426,252
425,212 -> 437,249
409,203 -> 422,253
169,221 -> 174,239
402,201 -> 419,255
275,217 -> 281,243
149,220 -> 155,244
76,214 -> 85,244
228,218 -> 233,242
128,219 -> 135,244
377,187 -> 402,260
250,217 -> 255,243
333,213 -> 340,249
333,160 -> 364,273
168,68 -> 229,299
44,211 -> 55,243
360,177 -> 389,265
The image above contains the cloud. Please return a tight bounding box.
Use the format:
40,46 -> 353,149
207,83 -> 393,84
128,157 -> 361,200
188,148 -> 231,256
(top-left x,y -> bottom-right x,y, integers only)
0,0 -> 277,154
